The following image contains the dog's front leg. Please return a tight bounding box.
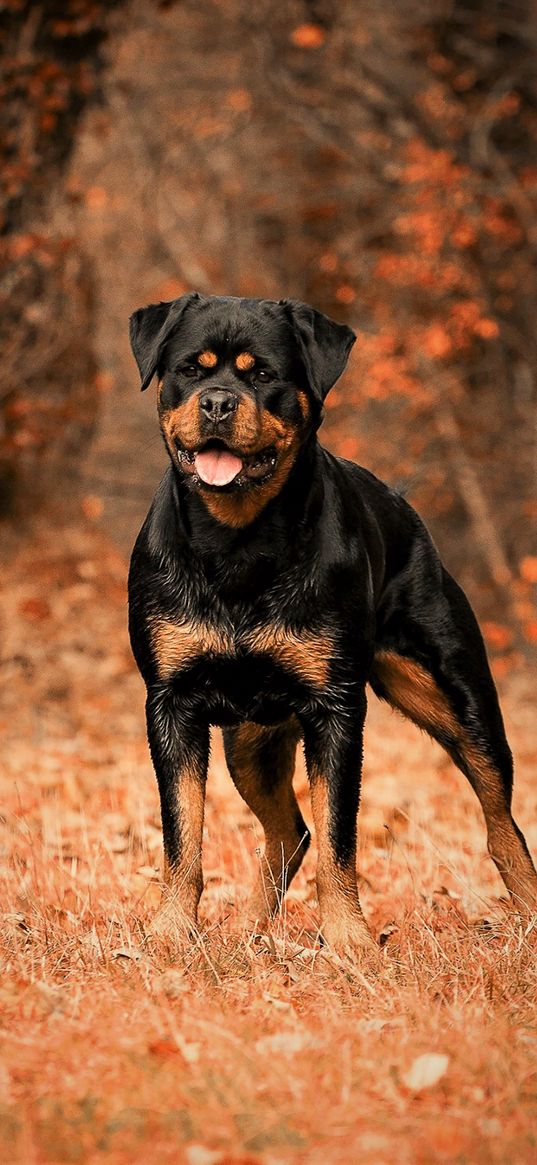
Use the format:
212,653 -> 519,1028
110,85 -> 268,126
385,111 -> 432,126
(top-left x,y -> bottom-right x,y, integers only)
145,684 -> 209,933
302,693 -> 378,961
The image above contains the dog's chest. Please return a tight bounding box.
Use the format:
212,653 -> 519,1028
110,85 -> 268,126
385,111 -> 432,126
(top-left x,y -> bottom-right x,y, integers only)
150,614 -> 332,693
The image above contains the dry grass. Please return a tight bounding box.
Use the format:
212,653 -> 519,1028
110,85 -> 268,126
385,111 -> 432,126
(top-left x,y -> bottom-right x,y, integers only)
1,513 -> 537,1164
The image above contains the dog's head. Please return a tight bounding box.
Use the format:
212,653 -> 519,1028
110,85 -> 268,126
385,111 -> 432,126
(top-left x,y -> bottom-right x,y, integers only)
129,293 -> 355,526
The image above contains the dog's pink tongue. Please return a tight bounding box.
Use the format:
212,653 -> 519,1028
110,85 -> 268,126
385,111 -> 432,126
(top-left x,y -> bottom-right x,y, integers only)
194,448 -> 243,486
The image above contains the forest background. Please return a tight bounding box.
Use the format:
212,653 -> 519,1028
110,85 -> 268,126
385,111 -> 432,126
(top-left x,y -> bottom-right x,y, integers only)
1,2 -> 537,1163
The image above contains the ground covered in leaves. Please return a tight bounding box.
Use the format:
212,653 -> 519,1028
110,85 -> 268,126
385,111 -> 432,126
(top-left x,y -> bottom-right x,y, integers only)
1,510 -> 537,1164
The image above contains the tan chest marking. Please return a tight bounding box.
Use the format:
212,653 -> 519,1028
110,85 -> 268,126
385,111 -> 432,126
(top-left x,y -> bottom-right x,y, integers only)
245,624 -> 331,688
151,618 -> 234,681
151,617 -> 331,688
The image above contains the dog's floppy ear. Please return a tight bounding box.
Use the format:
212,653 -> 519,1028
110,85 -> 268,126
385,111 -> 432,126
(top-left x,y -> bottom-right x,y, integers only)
129,292 -> 200,391
280,298 -> 356,404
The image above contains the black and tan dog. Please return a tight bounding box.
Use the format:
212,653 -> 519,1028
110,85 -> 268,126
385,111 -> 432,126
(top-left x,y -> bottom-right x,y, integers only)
128,292 -> 537,957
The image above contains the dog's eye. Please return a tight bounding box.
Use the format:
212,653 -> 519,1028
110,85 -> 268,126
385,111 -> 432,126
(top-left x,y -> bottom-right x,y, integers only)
182,365 -> 199,378
255,369 -> 271,384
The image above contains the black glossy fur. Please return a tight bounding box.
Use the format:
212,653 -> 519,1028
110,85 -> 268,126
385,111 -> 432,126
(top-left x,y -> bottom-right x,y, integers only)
128,292 -> 537,952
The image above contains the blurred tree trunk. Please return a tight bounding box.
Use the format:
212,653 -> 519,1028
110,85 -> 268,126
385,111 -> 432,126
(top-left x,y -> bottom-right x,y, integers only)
0,0 -> 123,514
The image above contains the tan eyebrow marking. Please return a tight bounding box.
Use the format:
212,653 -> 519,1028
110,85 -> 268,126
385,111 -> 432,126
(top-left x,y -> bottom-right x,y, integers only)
235,351 -> 255,372
198,350 -> 218,368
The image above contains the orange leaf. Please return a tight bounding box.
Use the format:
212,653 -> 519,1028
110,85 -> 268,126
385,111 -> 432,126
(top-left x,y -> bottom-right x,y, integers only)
226,88 -> 251,112
482,621 -> 513,650
422,324 -> 451,359
520,556 -> 537,584
524,620 -> 537,644
157,278 -> 188,301
9,234 -> 36,260
148,1037 -> 180,1058
81,495 -> 104,521
18,597 -> 51,621
474,317 -> 499,340
335,284 -> 356,304
85,185 -> 108,210
402,1052 -> 449,1092
318,250 -> 338,273
291,23 -> 326,48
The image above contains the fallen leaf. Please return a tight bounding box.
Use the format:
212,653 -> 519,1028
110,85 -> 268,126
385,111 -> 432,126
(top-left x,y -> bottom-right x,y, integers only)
255,1030 -> 317,1056
520,555 -> 537,584
111,947 -> 142,962
226,88 -> 251,112
174,1035 -> 200,1064
482,621 -> 512,650
148,1037 -> 181,1059
185,1147 -> 222,1165
18,597 -> 51,620
85,185 -> 108,210
524,619 -> 537,644
136,865 -> 161,880
291,23 -> 326,48
402,1052 -> 449,1092
81,495 -> 104,520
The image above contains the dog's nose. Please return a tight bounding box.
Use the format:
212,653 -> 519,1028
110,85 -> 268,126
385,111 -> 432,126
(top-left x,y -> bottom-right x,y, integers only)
199,389 -> 238,424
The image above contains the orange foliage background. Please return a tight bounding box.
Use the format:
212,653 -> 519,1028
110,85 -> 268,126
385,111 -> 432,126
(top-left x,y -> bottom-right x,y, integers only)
1,4 -> 537,1163
1,0 -> 536,653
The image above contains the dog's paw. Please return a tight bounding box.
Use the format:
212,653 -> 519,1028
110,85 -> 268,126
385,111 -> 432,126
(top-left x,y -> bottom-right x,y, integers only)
319,913 -> 381,969
145,899 -> 199,948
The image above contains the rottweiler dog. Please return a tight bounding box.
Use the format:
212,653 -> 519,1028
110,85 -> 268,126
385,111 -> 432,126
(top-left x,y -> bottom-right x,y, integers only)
128,292 -> 537,957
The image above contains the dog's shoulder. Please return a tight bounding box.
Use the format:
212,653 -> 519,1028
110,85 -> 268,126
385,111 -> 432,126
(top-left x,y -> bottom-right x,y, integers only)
320,448 -> 423,532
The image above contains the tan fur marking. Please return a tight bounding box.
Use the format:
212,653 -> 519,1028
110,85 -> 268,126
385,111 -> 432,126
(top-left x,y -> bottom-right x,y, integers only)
163,765 -> 206,924
199,492 -> 265,528
246,624 -> 331,688
373,650 -> 459,736
235,351 -> 255,372
161,395 -> 203,453
151,618 -> 234,681
296,390 -> 310,420
373,649 -> 537,909
200,413 -> 300,528
230,398 -> 288,452
161,393 -> 300,527
198,350 -> 218,368
464,743 -> 537,906
227,395 -> 261,449
227,722 -> 304,922
309,776 -> 374,955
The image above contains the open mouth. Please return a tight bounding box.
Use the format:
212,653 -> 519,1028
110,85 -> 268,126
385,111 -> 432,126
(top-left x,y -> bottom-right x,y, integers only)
176,439 -> 277,488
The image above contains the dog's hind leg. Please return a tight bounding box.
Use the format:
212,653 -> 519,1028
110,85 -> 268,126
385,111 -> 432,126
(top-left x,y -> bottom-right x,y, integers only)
223,719 -> 310,925
371,570 -> 537,912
